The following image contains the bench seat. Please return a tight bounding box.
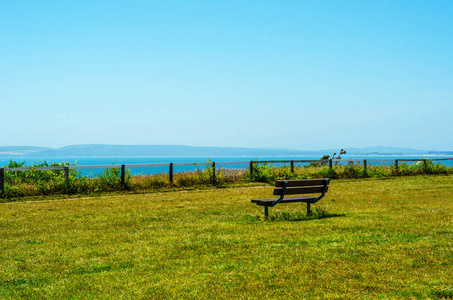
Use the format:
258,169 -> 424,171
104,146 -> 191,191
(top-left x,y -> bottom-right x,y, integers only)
251,196 -> 317,205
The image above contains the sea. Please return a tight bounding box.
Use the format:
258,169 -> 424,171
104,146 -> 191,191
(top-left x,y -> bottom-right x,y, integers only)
1,155 -> 452,176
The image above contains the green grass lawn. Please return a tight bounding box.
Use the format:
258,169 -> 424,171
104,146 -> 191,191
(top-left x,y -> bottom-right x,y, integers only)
1,175 -> 452,299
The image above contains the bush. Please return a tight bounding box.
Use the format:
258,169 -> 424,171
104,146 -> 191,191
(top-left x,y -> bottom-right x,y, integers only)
339,165 -> 360,179
98,167 -> 131,189
275,166 -> 297,180
368,165 -> 392,178
197,160 -> 223,185
316,166 -> 338,179
245,162 -> 275,184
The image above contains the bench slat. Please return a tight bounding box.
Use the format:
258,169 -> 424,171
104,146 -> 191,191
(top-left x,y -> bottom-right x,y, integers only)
273,186 -> 327,195
275,179 -> 328,187
252,196 -> 317,205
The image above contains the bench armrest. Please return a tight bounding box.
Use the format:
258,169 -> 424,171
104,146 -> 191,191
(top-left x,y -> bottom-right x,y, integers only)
311,178 -> 330,203
270,181 -> 287,207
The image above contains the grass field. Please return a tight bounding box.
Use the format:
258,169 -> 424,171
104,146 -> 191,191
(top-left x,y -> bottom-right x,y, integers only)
1,175 -> 452,299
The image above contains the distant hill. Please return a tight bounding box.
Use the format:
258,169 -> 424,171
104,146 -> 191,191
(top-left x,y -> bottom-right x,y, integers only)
0,146 -> 53,156
0,144 -> 317,157
342,146 -> 432,155
0,144 -> 450,157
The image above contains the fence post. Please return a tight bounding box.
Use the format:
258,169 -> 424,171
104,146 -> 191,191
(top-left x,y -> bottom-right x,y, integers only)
290,160 -> 294,173
121,165 -> 125,188
395,160 -> 398,176
64,167 -> 69,185
0,168 -> 4,194
423,159 -> 427,173
250,161 -> 254,177
329,159 -> 333,170
169,163 -> 173,183
212,162 -> 216,182
363,159 -> 367,175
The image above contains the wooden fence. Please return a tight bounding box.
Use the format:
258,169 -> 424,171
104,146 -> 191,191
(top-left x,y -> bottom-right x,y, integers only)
1,158 -> 452,193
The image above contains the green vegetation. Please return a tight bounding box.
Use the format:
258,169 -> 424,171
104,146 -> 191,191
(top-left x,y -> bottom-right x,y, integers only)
243,159 -> 452,184
0,175 -> 452,298
197,159 -> 222,185
1,160 -> 133,198
1,159 -> 453,200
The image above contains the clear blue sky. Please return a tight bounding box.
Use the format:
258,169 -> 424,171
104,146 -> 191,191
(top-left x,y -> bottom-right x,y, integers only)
1,0 -> 452,150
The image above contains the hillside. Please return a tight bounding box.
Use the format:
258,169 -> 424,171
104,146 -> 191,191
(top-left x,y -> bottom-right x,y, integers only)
0,144 -> 450,157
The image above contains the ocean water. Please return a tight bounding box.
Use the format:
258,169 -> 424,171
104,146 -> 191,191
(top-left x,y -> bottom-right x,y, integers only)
1,155 -> 452,176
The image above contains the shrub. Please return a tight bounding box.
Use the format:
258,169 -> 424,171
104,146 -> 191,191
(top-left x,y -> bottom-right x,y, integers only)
316,166 -> 338,179
430,162 -> 448,175
197,160 -> 223,185
245,162 -> 275,184
98,167 -> 131,189
368,165 -> 392,178
275,166 -> 297,180
339,165 -> 360,179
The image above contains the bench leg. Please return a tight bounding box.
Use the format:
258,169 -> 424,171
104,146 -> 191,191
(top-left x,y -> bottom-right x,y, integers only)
307,203 -> 311,216
264,206 -> 269,219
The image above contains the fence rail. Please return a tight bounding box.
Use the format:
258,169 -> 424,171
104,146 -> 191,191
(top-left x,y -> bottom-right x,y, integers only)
1,157 -> 452,194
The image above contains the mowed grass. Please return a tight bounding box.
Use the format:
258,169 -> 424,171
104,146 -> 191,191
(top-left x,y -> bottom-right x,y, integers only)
1,175 -> 452,299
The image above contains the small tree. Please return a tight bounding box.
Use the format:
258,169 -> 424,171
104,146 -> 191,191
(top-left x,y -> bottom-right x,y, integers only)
332,149 -> 347,159
310,149 -> 346,168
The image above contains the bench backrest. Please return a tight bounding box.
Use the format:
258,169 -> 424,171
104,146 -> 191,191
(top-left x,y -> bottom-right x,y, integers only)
273,179 -> 329,196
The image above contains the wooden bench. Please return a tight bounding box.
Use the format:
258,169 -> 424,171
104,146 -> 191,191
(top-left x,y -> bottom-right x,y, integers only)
251,178 -> 330,218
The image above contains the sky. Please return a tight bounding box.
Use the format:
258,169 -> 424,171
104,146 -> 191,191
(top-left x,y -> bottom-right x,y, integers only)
1,0 -> 452,151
